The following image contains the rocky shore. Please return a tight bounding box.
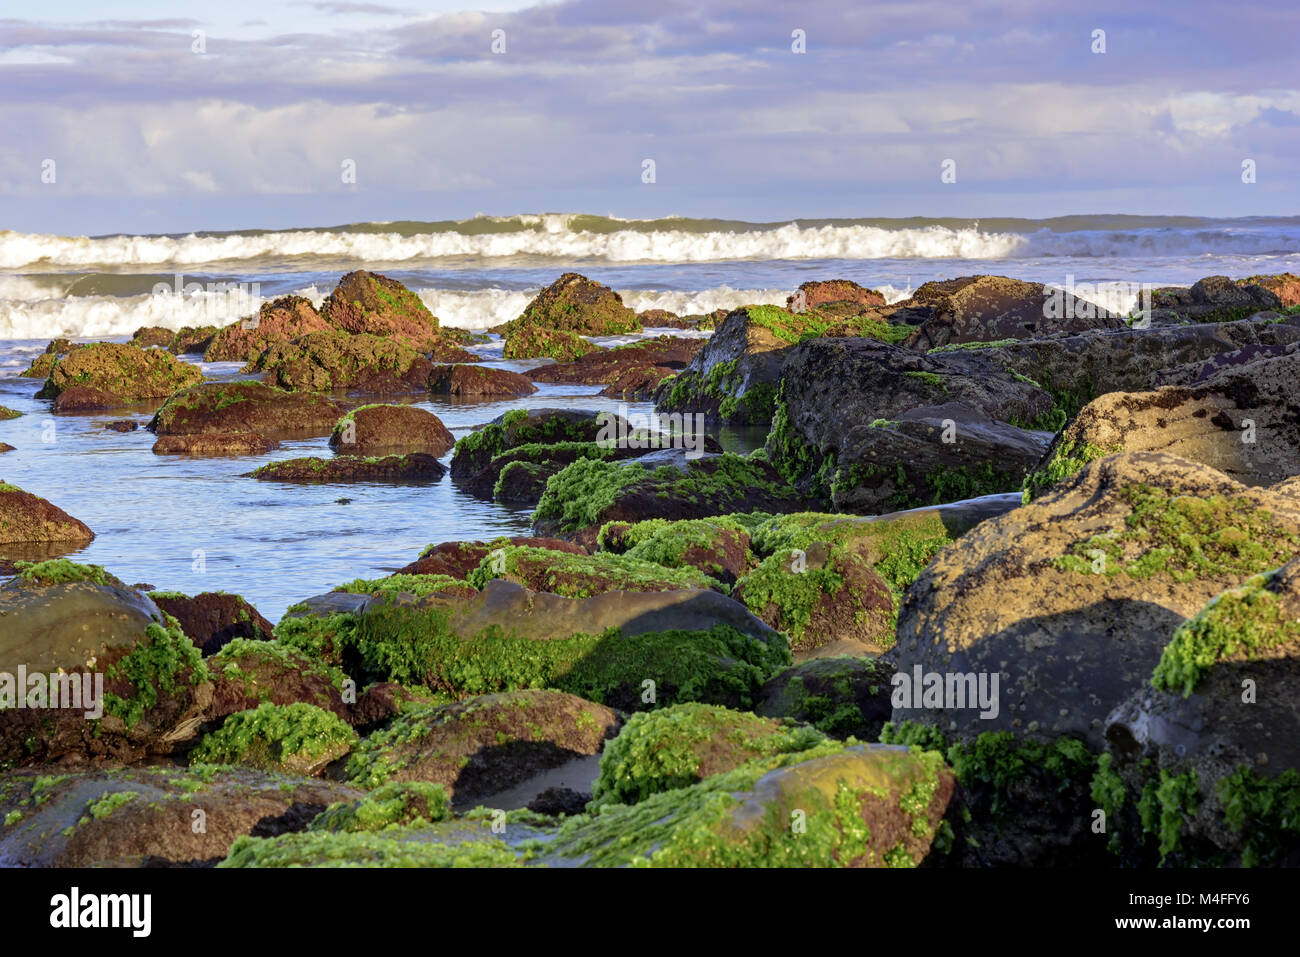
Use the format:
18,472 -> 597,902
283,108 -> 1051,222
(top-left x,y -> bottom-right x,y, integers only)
2,269 -> 1298,868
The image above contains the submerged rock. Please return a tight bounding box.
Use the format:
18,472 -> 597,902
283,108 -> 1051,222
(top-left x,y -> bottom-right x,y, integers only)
0,483 -> 95,544
328,404 -> 455,458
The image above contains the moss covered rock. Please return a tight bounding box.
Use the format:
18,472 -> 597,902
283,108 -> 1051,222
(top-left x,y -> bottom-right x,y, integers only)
503,273 -> 640,337
0,483 -> 94,544
343,689 -> 618,804
328,403 -> 455,458
308,780 -> 452,832
397,535 -> 586,578
149,380 -> 343,439
351,582 -> 788,710
190,702 -> 358,775
600,517 -> 752,585
529,335 -> 704,384
542,741 -> 958,867
149,591 -> 273,655
591,703 -> 826,806
248,453 -> 447,484
0,564 -> 211,764
466,544 -> 724,597
756,657 -> 892,739
205,638 -> 355,723
427,363 -> 537,397
1101,557 -> 1300,866
531,453 -> 812,542
205,295 -> 331,362
502,324 -> 596,361
0,765 -> 361,867
318,270 -> 442,351
249,331 -> 433,393
37,341 -> 203,402
892,451 -> 1300,750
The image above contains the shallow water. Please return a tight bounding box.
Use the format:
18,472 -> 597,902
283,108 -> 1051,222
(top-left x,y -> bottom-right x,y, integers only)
0,336 -> 664,621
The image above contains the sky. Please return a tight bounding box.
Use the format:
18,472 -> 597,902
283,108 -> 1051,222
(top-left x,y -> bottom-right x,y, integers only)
0,0 -> 1297,235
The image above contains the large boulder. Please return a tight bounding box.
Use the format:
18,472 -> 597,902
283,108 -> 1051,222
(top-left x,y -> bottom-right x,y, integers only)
1023,347 -> 1300,500
958,314 -> 1300,429
204,295 -> 330,362
36,342 -> 203,403
349,579 -> 789,709
541,742 -> 959,867
318,271 -> 442,351
755,656 -> 893,740
343,689 -> 619,805
0,561 -> 211,764
427,364 -> 537,397
397,535 -> 586,578
1101,558 -> 1300,865
503,273 -> 640,338
1237,272 -> 1300,307
787,279 -> 886,315
149,591 -> 274,655
898,275 -> 1125,350
532,453 -> 814,544
1147,275 -> 1283,326
655,304 -> 913,426
248,331 -> 433,393
149,381 -> 344,443
0,483 -> 94,544
328,404 -> 455,458
890,452 -> 1300,750
769,337 -> 1053,506
189,702 -> 358,776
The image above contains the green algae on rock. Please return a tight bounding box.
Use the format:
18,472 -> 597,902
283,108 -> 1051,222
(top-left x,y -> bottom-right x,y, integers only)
590,703 -> 826,807
189,702 -> 358,775
37,341 -> 204,402
466,544 -> 724,598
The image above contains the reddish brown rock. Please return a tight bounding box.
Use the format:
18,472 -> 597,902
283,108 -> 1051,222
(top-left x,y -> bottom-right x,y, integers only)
787,279 -> 887,313
397,536 -> 587,578
52,386 -> 124,412
150,381 -> 343,438
205,296 -> 331,362
0,484 -> 94,544
150,591 -> 274,656
318,271 -> 442,351
427,364 -> 538,397
328,404 -> 455,458
530,335 -> 705,385
152,433 -> 276,456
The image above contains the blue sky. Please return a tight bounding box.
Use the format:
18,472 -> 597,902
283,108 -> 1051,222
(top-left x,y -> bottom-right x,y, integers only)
1,0 -> 1297,235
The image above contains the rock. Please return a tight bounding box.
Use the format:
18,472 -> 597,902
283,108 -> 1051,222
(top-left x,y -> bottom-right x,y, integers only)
532,453 -> 814,544
37,342 -> 203,401
0,766 -> 360,867
397,536 -> 586,578
51,386 -> 126,412
529,336 -> 705,385
769,337 -> 1053,504
0,444 -> 12,454
503,272 -> 640,337
756,656 -> 893,739
0,484 -> 94,544
734,541 -> 896,654
149,591 -> 274,655
318,270 -> 442,351
542,742 -> 958,867
787,279 -> 887,314
655,304 -> 913,426
899,275 -> 1125,350
20,339 -> 80,378
1024,348 -> 1300,499
1237,272 -> 1300,307
328,404 -> 455,458
0,406 -> 19,420
248,453 -> 447,483
637,308 -> 690,328
190,702 -> 358,776
828,403 -> 1051,513
1101,558 -> 1300,865
352,579 -> 789,709
935,313 -> 1300,430
249,331 -> 433,393
527,787 -> 591,816
466,544 -> 726,597
149,381 -> 344,439
891,451 -> 1300,750
128,325 -> 174,349
1147,275 -> 1283,325
152,432 -> 277,456
169,325 -> 219,355
343,690 -> 619,806
599,365 -> 680,400
204,637 -> 357,724
0,561 -> 211,763
427,363 -> 537,397
205,296 -> 331,362
600,517 -> 752,586
590,703 -> 827,806
502,325 -> 597,361
104,419 -> 138,432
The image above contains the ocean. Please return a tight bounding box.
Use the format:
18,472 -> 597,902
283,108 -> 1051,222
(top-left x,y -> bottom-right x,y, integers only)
2,213 -> 1298,619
